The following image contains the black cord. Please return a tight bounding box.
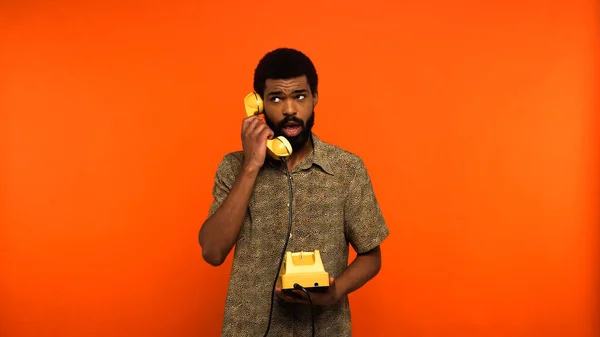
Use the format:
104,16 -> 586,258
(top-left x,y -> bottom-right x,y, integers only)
263,157 -> 293,337
294,283 -> 315,337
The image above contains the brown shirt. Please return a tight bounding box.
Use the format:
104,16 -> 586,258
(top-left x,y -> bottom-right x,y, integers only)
208,133 -> 390,337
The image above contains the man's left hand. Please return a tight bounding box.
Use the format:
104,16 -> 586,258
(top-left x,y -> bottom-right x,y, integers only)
275,277 -> 342,306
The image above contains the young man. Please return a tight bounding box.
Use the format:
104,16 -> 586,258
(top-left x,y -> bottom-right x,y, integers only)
199,48 -> 390,336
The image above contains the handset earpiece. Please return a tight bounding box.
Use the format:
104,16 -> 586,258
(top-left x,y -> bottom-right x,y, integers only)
243,92 -> 292,160
244,92 -> 264,117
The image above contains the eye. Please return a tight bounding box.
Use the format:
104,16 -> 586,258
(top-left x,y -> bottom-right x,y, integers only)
271,97 -> 281,103
296,95 -> 305,100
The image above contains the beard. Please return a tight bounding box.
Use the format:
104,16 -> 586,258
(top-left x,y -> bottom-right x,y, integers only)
265,111 -> 315,153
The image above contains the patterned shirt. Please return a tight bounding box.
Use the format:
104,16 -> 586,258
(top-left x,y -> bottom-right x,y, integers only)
208,133 -> 390,337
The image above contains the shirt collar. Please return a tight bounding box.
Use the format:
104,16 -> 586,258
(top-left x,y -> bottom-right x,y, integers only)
308,133 -> 335,175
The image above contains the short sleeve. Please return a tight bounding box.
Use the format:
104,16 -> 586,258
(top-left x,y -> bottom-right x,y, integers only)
207,154 -> 240,218
344,158 -> 390,254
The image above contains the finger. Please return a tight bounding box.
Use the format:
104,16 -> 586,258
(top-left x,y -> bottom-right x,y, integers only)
292,290 -> 315,305
249,119 -> 269,138
242,116 -> 261,134
275,288 -> 294,302
242,115 -> 256,129
292,289 -> 307,298
257,124 -> 274,140
242,125 -> 260,141
243,114 -> 260,122
242,115 -> 262,131
274,289 -> 285,299
246,123 -> 270,145
282,294 -> 297,302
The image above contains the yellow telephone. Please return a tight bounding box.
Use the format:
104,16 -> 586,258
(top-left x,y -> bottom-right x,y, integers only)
278,250 -> 330,292
243,92 -> 293,160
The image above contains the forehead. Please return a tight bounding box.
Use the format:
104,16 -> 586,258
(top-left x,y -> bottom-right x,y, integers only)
264,76 -> 309,95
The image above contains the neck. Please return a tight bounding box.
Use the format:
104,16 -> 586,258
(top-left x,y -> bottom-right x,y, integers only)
285,136 -> 313,172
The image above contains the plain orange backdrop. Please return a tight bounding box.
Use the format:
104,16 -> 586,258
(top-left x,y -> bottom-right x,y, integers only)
1,1 -> 598,336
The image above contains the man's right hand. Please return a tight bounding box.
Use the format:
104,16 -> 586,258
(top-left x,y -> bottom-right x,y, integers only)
241,115 -> 274,171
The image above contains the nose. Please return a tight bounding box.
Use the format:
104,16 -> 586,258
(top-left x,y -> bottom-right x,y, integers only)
282,99 -> 297,117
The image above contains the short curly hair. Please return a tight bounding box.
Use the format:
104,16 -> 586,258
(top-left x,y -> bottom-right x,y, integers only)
253,48 -> 318,98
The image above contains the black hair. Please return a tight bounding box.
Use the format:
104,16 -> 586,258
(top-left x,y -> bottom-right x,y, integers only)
253,48 -> 318,98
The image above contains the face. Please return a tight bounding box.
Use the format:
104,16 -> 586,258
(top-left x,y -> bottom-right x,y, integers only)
262,75 -> 318,153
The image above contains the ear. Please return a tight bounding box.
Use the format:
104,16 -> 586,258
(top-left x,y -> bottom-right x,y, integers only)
313,92 -> 318,107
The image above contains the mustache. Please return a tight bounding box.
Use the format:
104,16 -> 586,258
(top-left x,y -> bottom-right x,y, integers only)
277,116 -> 305,129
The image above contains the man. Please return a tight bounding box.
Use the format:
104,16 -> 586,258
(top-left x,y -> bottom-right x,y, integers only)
198,48 -> 390,336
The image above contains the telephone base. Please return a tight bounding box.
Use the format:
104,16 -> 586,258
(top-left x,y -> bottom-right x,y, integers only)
282,285 -> 329,294
280,273 -> 330,291
278,250 -> 329,291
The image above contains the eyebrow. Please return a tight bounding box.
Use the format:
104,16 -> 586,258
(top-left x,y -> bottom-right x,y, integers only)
266,89 -> 309,97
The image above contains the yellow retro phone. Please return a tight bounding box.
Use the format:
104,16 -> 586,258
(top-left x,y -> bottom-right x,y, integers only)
243,92 -> 293,160
277,250 -> 330,292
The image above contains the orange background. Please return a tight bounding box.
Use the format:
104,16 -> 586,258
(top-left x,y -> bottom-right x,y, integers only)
1,1 -> 598,336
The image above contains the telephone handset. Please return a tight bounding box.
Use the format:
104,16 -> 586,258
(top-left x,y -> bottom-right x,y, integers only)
243,92 -> 293,160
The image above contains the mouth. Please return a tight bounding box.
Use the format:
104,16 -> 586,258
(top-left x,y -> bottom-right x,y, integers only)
282,122 -> 302,137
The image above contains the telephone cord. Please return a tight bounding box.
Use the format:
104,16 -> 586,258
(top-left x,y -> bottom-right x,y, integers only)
263,157 -> 293,337
262,157 -> 316,337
